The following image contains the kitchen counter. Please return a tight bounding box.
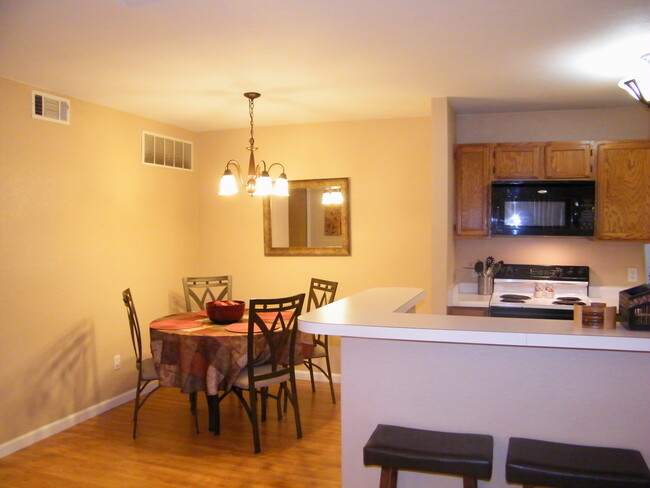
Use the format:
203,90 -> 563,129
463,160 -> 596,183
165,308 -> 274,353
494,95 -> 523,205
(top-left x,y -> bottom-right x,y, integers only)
449,282 -> 491,307
299,288 -> 650,488
302,287 -> 650,352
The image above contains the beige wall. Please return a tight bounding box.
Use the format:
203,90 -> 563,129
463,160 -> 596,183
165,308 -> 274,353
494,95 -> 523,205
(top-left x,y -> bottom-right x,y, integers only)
0,78 -> 200,444
455,107 -> 650,287
195,117 -> 437,311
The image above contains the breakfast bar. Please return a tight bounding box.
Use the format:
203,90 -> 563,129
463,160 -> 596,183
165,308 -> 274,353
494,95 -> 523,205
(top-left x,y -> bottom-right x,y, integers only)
298,288 -> 650,488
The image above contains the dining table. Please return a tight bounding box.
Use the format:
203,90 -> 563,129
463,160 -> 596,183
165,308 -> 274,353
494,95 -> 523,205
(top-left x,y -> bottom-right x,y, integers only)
149,309 -> 312,433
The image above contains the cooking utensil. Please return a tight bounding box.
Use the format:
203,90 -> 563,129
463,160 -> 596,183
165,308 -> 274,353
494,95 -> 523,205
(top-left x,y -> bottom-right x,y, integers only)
474,260 -> 484,275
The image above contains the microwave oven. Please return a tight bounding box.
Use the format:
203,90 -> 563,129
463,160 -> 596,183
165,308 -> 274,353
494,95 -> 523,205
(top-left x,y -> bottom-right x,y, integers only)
491,180 -> 595,236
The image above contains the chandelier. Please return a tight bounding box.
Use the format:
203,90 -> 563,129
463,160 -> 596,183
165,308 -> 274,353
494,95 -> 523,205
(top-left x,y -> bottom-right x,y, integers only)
218,92 -> 289,197
618,53 -> 650,108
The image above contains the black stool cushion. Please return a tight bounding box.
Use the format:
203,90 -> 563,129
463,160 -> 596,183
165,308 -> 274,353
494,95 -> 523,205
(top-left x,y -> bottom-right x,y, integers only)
363,424 -> 493,480
506,437 -> 650,488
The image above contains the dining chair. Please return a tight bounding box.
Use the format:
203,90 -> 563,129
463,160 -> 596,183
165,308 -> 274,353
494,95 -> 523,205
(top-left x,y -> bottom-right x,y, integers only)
182,275 -> 232,312
302,278 -> 338,403
231,293 -> 306,453
122,288 -> 199,438
181,276 -> 232,416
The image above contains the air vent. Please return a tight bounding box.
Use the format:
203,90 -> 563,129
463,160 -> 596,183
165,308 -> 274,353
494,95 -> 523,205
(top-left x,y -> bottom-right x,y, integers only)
32,91 -> 70,124
142,131 -> 192,171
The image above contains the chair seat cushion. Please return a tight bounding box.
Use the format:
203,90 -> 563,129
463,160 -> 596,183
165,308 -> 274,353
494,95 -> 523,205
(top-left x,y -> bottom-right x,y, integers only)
310,344 -> 326,358
233,364 -> 290,389
363,424 -> 493,480
140,357 -> 159,381
506,437 -> 650,488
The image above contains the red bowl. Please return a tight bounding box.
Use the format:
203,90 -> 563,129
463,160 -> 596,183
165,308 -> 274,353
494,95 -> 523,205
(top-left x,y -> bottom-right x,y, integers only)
205,300 -> 245,324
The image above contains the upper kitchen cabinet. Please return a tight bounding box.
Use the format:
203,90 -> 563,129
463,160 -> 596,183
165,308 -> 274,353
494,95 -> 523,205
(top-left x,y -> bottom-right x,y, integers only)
545,141 -> 593,179
492,141 -> 593,180
493,143 -> 543,179
596,141 -> 650,241
454,144 -> 492,237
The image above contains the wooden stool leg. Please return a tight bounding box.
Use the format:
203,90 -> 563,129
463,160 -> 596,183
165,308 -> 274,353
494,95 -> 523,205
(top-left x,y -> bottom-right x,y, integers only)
463,476 -> 478,488
379,466 -> 398,488
463,477 -> 478,488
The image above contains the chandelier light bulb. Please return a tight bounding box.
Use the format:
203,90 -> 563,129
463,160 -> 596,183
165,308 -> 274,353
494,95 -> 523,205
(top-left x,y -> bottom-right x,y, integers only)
272,173 -> 289,197
218,169 -> 239,195
253,171 -> 273,196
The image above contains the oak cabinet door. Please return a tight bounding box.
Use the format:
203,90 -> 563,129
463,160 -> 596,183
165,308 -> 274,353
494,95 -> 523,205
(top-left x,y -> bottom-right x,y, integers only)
596,141 -> 650,240
545,141 -> 593,179
455,144 -> 492,237
493,143 -> 543,179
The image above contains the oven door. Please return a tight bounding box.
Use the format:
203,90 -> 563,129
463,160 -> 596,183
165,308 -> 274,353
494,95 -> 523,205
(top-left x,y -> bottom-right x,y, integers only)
489,306 -> 574,320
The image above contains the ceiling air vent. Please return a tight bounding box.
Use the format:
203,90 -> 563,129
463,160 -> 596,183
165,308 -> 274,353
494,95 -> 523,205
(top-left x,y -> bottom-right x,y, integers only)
32,90 -> 70,124
142,131 -> 193,171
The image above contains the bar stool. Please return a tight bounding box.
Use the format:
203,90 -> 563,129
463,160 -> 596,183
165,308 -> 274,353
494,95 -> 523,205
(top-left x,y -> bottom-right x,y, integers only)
506,437 -> 650,488
363,424 -> 494,488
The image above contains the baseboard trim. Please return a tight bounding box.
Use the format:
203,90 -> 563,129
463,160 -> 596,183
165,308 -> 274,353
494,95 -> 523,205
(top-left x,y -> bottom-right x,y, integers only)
0,384 -> 152,459
1,373 -> 339,459
295,369 -> 340,384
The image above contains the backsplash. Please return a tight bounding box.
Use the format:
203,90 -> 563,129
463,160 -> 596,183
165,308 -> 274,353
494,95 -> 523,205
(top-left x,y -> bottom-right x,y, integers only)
455,237 -> 647,287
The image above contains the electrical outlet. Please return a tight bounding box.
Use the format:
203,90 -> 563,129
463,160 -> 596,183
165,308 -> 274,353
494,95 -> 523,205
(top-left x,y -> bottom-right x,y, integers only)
113,354 -> 121,370
627,268 -> 638,282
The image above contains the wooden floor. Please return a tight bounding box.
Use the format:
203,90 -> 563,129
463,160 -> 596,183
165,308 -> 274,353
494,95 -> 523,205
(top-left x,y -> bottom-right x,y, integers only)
0,380 -> 341,487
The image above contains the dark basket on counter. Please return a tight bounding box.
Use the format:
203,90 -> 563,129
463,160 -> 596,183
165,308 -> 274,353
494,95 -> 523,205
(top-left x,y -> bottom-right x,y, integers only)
619,284 -> 650,331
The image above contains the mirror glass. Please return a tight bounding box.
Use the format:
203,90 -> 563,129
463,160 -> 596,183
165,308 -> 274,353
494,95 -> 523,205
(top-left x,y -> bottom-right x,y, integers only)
263,178 -> 350,256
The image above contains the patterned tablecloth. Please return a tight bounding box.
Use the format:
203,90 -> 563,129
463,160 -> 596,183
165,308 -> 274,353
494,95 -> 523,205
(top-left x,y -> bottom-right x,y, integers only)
150,311 -> 311,396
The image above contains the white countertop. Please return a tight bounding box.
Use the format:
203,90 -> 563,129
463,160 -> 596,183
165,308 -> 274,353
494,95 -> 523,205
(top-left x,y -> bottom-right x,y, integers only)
299,287 -> 650,352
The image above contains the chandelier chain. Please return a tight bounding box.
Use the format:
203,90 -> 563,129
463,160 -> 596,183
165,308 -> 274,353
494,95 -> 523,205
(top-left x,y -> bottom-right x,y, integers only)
249,97 -> 255,147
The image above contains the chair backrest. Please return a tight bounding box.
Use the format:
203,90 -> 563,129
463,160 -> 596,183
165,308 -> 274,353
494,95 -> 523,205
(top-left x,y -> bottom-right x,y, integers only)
246,293 -> 305,378
182,275 -> 232,312
122,288 -> 143,370
307,278 -> 338,312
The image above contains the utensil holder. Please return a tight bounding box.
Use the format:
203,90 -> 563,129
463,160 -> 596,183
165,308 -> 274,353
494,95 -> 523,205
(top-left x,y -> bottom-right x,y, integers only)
477,276 -> 494,295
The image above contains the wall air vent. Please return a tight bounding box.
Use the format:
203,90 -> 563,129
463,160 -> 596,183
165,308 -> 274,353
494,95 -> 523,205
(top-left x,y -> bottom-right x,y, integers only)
32,91 -> 70,124
142,131 -> 193,171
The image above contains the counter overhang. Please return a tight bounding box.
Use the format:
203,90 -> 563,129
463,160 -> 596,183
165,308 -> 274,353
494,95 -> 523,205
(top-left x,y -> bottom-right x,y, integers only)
298,287 -> 650,352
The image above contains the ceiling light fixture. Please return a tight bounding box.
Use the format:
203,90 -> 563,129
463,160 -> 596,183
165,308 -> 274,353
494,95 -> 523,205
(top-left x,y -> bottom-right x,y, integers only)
618,53 -> 650,108
218,92 -> 289,197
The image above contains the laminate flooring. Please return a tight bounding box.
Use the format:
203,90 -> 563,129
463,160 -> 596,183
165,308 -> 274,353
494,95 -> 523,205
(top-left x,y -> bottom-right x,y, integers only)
0,380 -> 341,488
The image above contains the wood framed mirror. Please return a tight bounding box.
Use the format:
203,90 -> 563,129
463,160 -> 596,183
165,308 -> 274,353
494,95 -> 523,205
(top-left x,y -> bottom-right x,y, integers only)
263,178 -> 350,256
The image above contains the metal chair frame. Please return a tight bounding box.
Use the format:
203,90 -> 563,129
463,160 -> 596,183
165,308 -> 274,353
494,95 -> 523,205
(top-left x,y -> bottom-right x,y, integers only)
181,275 -> 232,429
122,288 -> 199,438
182,275 -> 232,312
231,293 -> 305,453
302,278 -> 338,403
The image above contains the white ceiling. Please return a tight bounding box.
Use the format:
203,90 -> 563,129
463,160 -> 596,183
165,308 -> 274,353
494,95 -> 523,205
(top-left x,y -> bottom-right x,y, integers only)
1,0 -> 649,131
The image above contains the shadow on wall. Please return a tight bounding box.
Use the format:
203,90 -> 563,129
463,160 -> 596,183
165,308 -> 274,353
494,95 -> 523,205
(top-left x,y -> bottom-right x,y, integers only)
5,320 -> 99,441
167,291 -> 188,315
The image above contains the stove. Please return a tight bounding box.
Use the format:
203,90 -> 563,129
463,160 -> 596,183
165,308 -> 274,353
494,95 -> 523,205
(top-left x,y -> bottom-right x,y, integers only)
489,264 -> 590,320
